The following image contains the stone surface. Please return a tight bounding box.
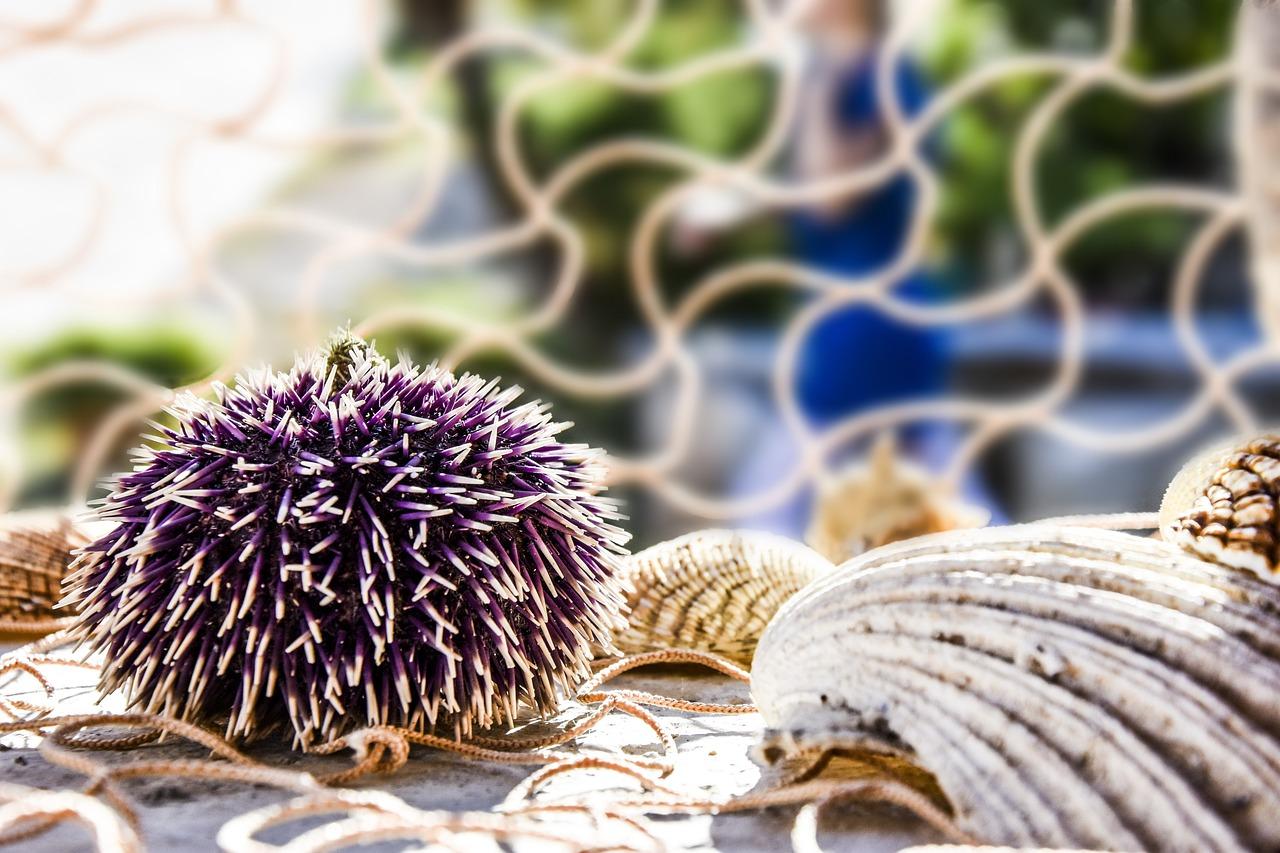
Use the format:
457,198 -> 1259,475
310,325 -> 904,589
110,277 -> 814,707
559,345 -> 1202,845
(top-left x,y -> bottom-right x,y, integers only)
0,656 -> 942,852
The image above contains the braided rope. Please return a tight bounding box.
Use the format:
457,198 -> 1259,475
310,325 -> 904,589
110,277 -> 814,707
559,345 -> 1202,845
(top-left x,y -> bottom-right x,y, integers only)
0,648 -> 732,848
0,642 -> 963,852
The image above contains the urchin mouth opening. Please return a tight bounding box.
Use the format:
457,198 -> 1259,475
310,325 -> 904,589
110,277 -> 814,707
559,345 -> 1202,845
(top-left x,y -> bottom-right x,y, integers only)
323,327 -> 383,391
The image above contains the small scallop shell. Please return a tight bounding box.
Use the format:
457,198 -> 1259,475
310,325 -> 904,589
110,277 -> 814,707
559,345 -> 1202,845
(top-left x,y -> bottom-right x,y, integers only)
1162,434 -> 1280,582
613,529 -> 832,662
753,525 -> 1280,851
806,435 -> 988,565
0,508 -> 91,631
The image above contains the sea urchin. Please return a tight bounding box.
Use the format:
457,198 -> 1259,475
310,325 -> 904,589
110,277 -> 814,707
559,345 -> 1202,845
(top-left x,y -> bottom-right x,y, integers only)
63,333 -> 629,744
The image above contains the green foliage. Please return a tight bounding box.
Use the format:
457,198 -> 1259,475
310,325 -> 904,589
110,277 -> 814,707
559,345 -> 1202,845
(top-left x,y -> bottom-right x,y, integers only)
505,0 -> 636,52
5,323 -> 217,386
494,0 -> 777,335
500,0 -> 1238,307
920,0 -> 1238,298
1125,0 -> 1235,74
5,323 -> 220,505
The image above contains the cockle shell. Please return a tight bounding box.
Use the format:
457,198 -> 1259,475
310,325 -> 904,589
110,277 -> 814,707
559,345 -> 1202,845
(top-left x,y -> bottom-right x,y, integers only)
0,509 -> 91,632
752,525 -> 1280,851
1162,434 -> 1280,581
613,529 -> 832,662
806,435 -> 988,565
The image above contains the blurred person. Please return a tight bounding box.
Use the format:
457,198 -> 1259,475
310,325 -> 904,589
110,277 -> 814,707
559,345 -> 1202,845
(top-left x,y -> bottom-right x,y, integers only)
731,0 -> 978,536
787,0 -> 945,443
662,0 -> 997,539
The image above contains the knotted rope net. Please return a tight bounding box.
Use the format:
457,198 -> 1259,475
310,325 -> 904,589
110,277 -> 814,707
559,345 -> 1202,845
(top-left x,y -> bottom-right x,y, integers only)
1,0 -> 1277,519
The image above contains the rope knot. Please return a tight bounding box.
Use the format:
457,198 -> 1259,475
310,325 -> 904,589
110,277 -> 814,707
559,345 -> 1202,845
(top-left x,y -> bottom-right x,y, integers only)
327,726 -> 409,781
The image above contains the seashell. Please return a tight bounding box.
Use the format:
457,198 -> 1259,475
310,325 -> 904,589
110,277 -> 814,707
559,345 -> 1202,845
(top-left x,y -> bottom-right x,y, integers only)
613,529 -> 832,662
752,524 -> 1280,851
0,508 -> 92,632
806,435 -> 988,565
1162,433 -> 1280,582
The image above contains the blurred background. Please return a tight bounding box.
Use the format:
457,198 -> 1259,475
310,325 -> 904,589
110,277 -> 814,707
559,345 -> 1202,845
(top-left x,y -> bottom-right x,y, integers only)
1,0 -> 1278,548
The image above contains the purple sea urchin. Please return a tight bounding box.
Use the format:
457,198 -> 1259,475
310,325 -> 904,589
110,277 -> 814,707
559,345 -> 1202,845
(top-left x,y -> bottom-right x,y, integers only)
64,334 -> 629,744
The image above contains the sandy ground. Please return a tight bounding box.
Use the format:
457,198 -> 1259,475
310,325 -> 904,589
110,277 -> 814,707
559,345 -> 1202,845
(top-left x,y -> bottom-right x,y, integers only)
0,655 -> 942,852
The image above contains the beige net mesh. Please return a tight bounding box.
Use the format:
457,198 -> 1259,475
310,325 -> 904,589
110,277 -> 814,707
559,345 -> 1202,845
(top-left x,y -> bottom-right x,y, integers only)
0,0 -> 1276,523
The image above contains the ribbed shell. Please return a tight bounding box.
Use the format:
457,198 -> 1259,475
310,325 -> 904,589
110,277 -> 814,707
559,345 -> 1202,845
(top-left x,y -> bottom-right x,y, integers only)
613,530 -> 831,662
1165,435 -> 1280,581
752,525 -> 1280,852
0,509 -> 89,631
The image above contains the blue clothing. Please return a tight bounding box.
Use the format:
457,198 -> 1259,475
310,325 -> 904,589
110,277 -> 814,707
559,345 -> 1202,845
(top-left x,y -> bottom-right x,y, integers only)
791,52 -> 946,424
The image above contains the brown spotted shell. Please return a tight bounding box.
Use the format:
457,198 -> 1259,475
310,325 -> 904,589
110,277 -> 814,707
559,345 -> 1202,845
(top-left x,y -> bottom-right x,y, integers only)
1163,435 -> 1280,582
613,529 -> 832,663
0,508 -> 92,632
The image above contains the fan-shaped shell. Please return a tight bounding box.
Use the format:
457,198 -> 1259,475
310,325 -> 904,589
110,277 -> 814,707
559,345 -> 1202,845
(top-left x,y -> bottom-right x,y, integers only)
752,525 -> 1280,851
807,436 -> 987,565
613,529 -> 831,662
0,509 -> 91,632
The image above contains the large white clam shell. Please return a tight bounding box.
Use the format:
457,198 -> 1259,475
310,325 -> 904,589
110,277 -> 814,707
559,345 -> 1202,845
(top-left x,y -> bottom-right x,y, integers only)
752,525 -> 1280,851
